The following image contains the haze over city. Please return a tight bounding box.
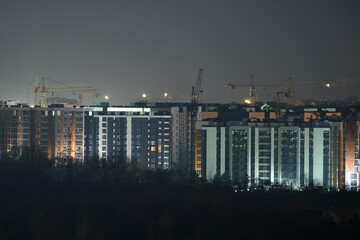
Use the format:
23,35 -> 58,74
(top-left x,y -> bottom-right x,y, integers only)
3,2 -> 360,239
1,0 -> 360,105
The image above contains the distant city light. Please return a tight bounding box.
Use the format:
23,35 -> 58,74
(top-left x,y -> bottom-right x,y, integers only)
325,83 -> 331,88
244,99 -> 252,104
30,105 -> 34,108
104,95 -> 109,100
142,93 -> 147,98
164,92 -> 168,97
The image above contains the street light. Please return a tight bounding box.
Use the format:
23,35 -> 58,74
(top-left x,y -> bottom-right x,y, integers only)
244,99 -> 252,104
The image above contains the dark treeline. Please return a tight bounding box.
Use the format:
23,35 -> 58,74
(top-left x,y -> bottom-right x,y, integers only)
1,151 -> 360,240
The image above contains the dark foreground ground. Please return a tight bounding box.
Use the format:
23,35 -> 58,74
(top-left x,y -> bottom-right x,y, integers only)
0,158 -> 360,240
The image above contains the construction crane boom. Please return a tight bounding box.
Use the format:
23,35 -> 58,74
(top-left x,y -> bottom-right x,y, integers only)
39,77 -> 99,107
225,76 -> 351,105
225,78 -> 350,88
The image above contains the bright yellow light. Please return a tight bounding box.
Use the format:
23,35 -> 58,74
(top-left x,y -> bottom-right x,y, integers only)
325,83 -> 331,88
244,99 -> 252,104
104,95 -> 109,100
164,92 -> 168,97
142,93 -> 147,98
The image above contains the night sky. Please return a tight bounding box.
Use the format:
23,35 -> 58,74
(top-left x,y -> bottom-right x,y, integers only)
1,0 -> 359,105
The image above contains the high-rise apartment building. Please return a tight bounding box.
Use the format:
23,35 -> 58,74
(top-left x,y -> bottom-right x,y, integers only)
1,101 -> 359,189
51,107 -> 86,163
0,106 -> 36,158
196,105 -> 360,190
171,104 -> 203,174
198,121 -> 340,189
0,105 -> 86,163
84,104 -> 172,169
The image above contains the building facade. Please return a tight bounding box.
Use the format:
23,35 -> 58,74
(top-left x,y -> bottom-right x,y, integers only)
84,105 -> 172,169
198,121 -> 341,189
1,102 -> 359,188
0,105 -> 86,163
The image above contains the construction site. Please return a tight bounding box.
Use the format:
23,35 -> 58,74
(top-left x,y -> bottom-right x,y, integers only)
0,69 -> 359,191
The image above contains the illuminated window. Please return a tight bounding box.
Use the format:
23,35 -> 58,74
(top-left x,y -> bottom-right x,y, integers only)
151,146 -> 156,151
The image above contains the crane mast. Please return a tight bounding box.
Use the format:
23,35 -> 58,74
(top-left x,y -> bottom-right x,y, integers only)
191,69 -> 204,104
189,68 -> 204,175
34,75 -> 39,106
249,74 -> 255,106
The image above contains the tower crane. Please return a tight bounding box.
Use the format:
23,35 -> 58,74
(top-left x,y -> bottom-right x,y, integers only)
189,68 -> 204,175
225,74 -> 282,106
225,75 -> 350,105
191,68 -> 204,104
38,77 -> 99,107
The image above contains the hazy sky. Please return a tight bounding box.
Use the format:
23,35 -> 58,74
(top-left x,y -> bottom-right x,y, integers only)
1,0 -> 359,105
